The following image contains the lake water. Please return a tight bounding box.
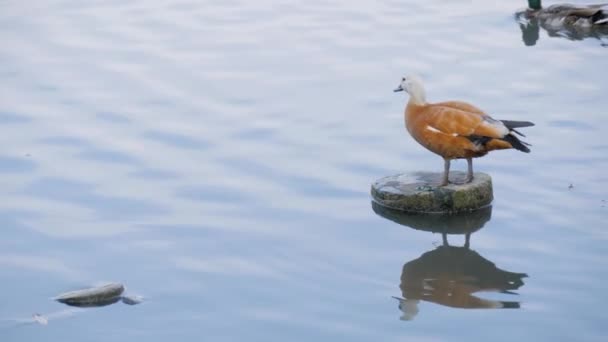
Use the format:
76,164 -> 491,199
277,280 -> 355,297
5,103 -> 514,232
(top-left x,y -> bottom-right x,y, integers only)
1,0 -> 607,341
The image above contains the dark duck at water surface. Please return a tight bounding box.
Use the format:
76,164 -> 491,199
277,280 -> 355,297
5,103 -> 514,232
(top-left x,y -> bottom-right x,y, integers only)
516,0 -> 608,46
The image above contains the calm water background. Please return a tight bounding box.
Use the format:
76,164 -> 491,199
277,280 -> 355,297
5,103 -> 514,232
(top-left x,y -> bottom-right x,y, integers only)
1,0 -> 607,340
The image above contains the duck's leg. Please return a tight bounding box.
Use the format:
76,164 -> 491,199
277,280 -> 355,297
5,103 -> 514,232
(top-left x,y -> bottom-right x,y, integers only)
441,158 -> 450,186
465,157 -> 474,183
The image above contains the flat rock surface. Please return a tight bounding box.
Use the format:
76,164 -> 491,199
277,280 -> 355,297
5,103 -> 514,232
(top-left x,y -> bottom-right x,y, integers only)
371,171 -> 493,213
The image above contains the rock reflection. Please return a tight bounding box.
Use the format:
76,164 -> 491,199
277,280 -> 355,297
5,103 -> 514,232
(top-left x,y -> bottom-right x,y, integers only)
515,10 -> 608,47
372,203 -> 527,320
372,202 -> 491,247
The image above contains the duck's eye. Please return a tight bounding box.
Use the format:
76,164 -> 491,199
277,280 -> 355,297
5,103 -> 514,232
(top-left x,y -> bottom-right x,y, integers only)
402,77 -> 406,81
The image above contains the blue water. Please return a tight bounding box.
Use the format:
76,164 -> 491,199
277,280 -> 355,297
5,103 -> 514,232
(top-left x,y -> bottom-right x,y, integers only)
1,0 -> 607,341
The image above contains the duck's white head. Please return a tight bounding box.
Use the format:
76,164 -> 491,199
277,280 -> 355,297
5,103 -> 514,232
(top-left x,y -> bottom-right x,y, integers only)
394,74 -> 426,105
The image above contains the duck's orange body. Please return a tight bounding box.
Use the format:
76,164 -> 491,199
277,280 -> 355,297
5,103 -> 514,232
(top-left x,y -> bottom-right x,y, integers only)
405,101 -> 513,160
394,75 -> 533,186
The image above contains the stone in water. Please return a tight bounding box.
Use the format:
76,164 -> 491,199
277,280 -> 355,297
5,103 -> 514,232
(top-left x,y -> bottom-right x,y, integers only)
371,171 -> 493,213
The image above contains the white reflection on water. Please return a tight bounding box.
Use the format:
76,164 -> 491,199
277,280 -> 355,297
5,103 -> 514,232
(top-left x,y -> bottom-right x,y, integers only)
0,254 -> 84,281
173,256 -> 282,278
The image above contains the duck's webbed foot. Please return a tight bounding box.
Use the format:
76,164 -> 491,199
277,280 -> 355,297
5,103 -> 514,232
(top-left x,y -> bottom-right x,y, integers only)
440,178 -> 456,186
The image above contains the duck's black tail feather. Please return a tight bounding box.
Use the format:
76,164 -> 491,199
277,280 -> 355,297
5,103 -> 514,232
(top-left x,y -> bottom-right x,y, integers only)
501,120 -> 535,128
501,120 -> 535,137
501,134 -> 531,153
592,9 -> 607,25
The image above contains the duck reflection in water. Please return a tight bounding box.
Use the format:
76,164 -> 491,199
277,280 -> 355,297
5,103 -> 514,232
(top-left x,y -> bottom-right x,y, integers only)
515,4 -> 608,46
371,203 -> 528,320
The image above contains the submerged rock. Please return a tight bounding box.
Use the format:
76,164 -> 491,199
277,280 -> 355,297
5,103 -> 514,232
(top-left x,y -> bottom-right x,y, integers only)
371,171 -> 493,213
54,283 -> 142,308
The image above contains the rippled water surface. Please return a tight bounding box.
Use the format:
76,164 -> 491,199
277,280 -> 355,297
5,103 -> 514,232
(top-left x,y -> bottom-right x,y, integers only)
1,0 -> 607,341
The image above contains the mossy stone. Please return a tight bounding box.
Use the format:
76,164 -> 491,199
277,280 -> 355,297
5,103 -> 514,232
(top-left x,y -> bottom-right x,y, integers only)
371,172 -> 493,213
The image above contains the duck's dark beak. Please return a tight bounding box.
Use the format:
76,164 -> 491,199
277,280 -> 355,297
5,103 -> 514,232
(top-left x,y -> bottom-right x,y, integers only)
394,85 -> 403,92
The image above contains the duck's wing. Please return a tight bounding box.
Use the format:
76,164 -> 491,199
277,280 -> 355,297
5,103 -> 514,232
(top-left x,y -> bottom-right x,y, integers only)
546,3 -> 608,18
420,104 -> 508,139
434,101 -> 487,116
568,6 -> 606,18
